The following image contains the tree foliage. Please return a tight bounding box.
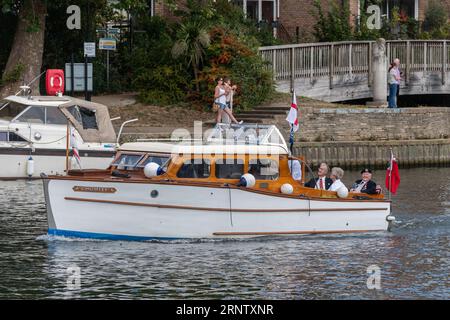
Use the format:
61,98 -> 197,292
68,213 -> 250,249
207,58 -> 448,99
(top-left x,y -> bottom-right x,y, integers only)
313,0 -> 422,41
0,0 -> 275,109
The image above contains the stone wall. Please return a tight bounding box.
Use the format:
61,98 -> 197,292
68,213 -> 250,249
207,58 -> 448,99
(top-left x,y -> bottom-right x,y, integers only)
274,107 -> 450,143
293,139 -> 450,169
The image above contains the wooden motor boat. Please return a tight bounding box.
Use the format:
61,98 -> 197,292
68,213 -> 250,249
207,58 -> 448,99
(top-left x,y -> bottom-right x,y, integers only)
42,124 -> 395,240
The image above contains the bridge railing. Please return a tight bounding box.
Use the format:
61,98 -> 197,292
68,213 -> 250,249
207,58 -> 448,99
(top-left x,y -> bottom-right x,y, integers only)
260,40 -> 450,89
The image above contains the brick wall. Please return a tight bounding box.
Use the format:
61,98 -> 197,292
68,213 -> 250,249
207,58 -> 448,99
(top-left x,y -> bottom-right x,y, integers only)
279,0 -> 331,42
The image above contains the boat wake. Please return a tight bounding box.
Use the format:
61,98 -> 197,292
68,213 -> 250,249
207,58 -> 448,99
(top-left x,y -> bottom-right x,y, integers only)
35,232 -> 388,244
35,234 -> 107,242
393,212 -> 450,231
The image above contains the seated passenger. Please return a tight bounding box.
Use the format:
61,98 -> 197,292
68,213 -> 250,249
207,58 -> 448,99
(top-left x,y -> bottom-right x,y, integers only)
350,168 -> 380,195
304,162 -> 332,190
288,159 -> 302,181
329,167 -> 347,192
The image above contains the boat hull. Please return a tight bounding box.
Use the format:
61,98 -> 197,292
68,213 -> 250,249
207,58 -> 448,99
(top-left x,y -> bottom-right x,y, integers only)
0,152 -> 114,179
43,178 -> 392,240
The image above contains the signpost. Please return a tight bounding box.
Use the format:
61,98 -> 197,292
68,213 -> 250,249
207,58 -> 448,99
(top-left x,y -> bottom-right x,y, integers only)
83,42 -> 96,58
65,63 -> 93,92
97,26 -> 119,91
99,36 -> 116,91
99,38 -> 116,50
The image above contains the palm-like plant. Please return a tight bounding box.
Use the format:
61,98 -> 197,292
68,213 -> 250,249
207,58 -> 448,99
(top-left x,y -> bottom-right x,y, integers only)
172,19 -> 211,92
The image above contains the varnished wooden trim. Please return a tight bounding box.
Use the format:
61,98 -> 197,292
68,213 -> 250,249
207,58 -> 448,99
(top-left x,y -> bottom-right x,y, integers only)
212,230 -> 385,236
64,197 -> 388,213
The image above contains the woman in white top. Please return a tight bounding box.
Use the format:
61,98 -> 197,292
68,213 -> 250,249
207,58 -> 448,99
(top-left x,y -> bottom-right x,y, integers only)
214,77 -> 242,125
388,58 -> 401,108
329,167 -> 347,192
222,77 -> 237,124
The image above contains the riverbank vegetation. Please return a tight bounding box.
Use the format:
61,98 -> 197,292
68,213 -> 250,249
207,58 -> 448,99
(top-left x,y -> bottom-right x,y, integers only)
313,0 -> 449,42
0,0 -> 276,111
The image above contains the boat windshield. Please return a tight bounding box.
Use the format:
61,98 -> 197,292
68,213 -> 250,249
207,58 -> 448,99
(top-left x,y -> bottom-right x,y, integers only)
206,123 -> 287,150
0,101 -> 68,125
112,154 -> 144,170
0,101 -> 28,121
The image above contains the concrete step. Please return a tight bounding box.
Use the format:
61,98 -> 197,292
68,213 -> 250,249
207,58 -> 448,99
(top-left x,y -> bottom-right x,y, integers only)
236,114 -> 276,119
238,110 -> 287,115
237,118 -> 266,123
253,106 -> 289,111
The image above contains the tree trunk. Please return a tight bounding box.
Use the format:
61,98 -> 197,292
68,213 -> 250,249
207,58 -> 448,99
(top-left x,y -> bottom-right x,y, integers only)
0,0 -> 47,97
193,64 -> 199,93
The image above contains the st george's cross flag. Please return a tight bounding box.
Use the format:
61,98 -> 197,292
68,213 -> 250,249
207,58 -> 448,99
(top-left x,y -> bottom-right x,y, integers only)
385,150 -> 400,194
70,126 -> 82,169
286,90 -> 299,150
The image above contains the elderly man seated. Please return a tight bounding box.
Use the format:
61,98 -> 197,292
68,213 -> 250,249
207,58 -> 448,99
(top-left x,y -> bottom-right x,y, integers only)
350,168 -> 382,194
304,162 -> 333,190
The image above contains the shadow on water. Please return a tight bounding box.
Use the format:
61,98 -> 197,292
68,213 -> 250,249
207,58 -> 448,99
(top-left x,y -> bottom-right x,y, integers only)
0,168 -> 449,299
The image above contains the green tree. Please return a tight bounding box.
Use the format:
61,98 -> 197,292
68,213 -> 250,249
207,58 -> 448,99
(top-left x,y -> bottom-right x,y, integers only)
423,0 -> 449,39
0,0 -> 47,96
312,0 -> 353,42
172,18 -> 211,93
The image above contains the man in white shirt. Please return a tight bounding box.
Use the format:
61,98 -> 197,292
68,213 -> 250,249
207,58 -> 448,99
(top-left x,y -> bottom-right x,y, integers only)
288,159 -> 302,181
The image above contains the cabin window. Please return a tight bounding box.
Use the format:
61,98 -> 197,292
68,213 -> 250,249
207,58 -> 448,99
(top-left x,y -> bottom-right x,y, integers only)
112,154 -> 144,170
177,159 -> 210,179
0,131 -> 27,142
16,106 -> 46,124
46,107 -> 67,125
248,159 -> 279,180
140,155 -> 170,167
215,158 -> 244,179
67,105 -> 98,129
8,132 -> 26,142
0,102 -> 28,121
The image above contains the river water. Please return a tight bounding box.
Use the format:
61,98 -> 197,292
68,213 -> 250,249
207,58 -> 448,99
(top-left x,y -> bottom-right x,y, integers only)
0,168 -> 448,299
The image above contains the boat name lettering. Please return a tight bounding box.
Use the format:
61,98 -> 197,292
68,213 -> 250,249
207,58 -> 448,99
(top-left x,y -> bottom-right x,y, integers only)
73,186 -> 117,193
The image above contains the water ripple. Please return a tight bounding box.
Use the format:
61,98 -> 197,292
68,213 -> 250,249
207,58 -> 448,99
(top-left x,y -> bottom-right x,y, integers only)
0,168 -> 449,299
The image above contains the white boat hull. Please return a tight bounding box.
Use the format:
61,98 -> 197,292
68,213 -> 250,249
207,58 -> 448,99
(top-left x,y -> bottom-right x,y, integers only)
43,179 -> 392,240
0,152 -> 113,179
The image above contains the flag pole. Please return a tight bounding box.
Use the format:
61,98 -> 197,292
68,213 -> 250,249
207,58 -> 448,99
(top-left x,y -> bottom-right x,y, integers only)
65,121 -> 70,173
388,148 -> 393,202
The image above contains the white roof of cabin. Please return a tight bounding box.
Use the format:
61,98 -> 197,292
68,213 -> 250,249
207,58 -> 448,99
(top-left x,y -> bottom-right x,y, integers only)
4,95 -> 72,107
174,144 -> 288,155
118,141 -> 288,155
118,142 -> 176,153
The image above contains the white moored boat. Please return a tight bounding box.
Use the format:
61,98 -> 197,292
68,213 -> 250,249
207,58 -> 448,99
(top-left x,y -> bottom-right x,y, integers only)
42,124 -> 395,240
0,94 -> 117,178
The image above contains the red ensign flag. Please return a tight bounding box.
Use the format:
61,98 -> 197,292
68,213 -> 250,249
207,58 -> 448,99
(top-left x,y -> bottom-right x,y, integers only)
385,154 -> 400,194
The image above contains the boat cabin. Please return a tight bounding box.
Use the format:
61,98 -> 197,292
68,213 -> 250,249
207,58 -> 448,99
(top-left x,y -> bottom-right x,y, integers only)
0,95 -> 116,147
68,124 -> 384,200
